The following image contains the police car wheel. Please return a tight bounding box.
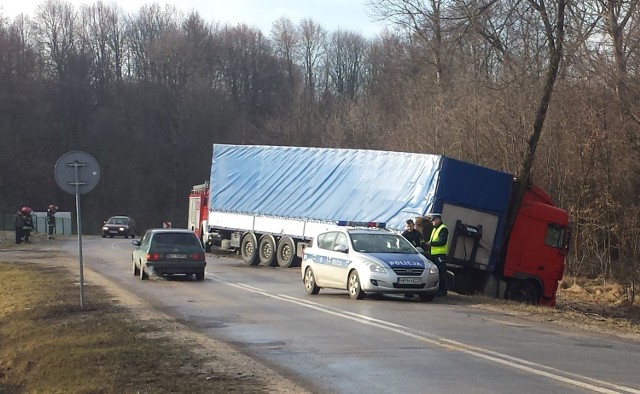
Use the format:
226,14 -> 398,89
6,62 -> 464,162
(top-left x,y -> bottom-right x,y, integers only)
419,293 -> 435,302
304,267 -> 320,295
348,270 -> 365,300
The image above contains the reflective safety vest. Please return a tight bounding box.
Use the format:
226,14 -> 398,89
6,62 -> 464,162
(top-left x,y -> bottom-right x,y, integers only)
430,224 -> 448,256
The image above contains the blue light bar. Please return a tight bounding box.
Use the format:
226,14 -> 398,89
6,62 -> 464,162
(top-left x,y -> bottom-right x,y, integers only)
336,221 -> 386,228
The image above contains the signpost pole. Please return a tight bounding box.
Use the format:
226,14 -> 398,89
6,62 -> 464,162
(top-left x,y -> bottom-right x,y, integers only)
55,151 -> 100,309
73,160 -> 85,308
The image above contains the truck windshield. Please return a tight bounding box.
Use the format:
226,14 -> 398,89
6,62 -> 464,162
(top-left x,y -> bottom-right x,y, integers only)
349,233 -> 417,254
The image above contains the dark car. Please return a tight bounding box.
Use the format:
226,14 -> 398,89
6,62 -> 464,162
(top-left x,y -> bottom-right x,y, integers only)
132,229 -> 206,281
102,216 -> 136,238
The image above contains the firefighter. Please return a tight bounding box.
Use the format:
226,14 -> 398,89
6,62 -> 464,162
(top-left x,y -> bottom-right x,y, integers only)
22,207 -> 34,243
14,208 -> 25,244
47,205 -> 58,239
426,213 -> 449,297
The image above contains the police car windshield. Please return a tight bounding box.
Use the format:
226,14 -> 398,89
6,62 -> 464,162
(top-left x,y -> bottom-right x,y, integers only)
349,233 -> 417,254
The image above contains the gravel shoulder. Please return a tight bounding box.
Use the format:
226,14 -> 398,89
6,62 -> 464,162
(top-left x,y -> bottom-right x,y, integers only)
0,233 -> 310,393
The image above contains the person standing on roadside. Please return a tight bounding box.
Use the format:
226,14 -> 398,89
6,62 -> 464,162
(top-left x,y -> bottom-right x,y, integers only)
14,208 -> 25,244
401,219 -> 425,249
22,207 -> 34,243
47,205 -> 58,239
426,213 -> 449,297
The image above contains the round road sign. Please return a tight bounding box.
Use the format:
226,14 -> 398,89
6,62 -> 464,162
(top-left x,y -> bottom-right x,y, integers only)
54,151 -> 101,195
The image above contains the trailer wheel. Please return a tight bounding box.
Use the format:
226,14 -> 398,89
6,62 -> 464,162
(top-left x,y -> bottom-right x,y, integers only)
240,233 -> 259,265
258,235 -> 276,266
276,237 -> 300,268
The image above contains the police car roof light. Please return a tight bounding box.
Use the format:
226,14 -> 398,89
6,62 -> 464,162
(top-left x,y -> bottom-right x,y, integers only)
337,220 -> 386,228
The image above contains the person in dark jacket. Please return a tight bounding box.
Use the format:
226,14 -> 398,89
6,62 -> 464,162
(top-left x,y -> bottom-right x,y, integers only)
426,213 -> 449,296
14,209 -> 25,244
22,207 -> 34,243
401,219 -> 424,249
47,205 -> 57,239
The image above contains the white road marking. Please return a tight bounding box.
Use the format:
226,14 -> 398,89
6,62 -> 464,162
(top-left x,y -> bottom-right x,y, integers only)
209,275 -> 639,394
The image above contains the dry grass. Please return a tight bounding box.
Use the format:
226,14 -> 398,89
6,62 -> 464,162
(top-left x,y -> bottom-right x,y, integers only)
0,260 -> 279,393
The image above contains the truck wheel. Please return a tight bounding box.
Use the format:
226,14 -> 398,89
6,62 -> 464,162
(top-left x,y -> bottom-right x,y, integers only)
258,235 -> 276,266
507,281 -> 539,305
241,233 -> 259,265
304,267 -> 320,295
201,227 -> 211,252
348,270 -> 365,300
276,237 -> 300,268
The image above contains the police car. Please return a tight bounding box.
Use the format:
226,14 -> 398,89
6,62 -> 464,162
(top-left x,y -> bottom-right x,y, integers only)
301,222 -> 439,301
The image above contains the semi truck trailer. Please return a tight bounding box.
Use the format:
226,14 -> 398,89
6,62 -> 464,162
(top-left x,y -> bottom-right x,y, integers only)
190,144 -> 570,305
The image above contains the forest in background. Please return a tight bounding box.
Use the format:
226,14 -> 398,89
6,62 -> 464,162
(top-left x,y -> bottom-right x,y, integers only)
0,0 -> 638,300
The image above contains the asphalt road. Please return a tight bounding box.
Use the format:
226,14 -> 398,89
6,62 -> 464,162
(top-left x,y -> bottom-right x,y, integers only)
58,236 -> 640,394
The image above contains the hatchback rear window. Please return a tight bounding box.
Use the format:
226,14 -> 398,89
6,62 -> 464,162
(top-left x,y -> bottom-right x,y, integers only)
153,233 -> 200,247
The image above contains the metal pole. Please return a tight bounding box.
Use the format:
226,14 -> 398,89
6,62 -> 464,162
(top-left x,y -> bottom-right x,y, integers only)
74,161 -> 85,308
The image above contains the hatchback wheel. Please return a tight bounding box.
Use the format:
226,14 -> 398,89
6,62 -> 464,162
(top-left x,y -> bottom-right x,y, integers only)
348,270 -> 364,300
304,267 -> 320,295
139,264 -> 148,280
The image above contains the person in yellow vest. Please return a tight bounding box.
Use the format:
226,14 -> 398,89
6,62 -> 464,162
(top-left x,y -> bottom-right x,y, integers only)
426,213 -> 448,297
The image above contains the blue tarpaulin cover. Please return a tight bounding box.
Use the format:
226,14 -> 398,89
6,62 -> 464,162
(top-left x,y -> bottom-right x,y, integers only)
209,144 -> 512,234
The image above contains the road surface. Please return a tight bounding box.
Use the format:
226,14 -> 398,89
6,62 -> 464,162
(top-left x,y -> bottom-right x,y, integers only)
55,236 -> 640,394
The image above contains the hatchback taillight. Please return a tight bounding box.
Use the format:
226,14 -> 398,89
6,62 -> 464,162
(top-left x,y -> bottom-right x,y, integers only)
190,253 -> 204,261
146,252 -> 160,261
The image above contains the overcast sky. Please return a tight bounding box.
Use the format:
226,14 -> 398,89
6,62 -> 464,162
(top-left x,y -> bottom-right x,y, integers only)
0,0 -> 386,37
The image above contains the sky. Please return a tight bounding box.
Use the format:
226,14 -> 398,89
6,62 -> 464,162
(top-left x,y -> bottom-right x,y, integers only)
0,0 -> 387,37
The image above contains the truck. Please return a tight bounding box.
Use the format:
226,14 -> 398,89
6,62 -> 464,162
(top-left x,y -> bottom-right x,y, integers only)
190,144 -> 571,306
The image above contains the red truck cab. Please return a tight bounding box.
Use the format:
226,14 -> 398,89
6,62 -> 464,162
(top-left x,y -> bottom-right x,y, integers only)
503,185 -> 570,306
188,182 -> 209,242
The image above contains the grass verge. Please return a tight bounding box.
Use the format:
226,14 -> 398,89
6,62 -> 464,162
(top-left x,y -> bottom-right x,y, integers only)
0,260 -> 264,393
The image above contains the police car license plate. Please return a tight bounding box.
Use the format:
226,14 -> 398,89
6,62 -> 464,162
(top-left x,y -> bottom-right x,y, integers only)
166,253 -> 187,259
398,277 -> 422,285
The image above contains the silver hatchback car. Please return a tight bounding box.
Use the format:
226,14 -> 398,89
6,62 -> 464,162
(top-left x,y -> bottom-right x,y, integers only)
301,227 -> 439,301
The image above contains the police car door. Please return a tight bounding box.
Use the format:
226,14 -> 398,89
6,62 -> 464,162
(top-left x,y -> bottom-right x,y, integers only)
324,232 -> 351,289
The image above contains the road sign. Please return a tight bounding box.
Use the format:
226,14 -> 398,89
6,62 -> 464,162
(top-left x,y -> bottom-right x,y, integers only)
54,151 -> 101,309
54,151 -> 101,195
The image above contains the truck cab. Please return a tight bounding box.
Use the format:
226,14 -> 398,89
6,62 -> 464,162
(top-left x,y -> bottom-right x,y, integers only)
503,186 -> 570,306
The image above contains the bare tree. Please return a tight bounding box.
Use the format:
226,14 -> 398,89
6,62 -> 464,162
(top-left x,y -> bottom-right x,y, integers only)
298,18 -> 327,98
368,0 -> 450,85
271,16 -> 300,88
33,0 -> 77,80
326,30 -> 370,100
